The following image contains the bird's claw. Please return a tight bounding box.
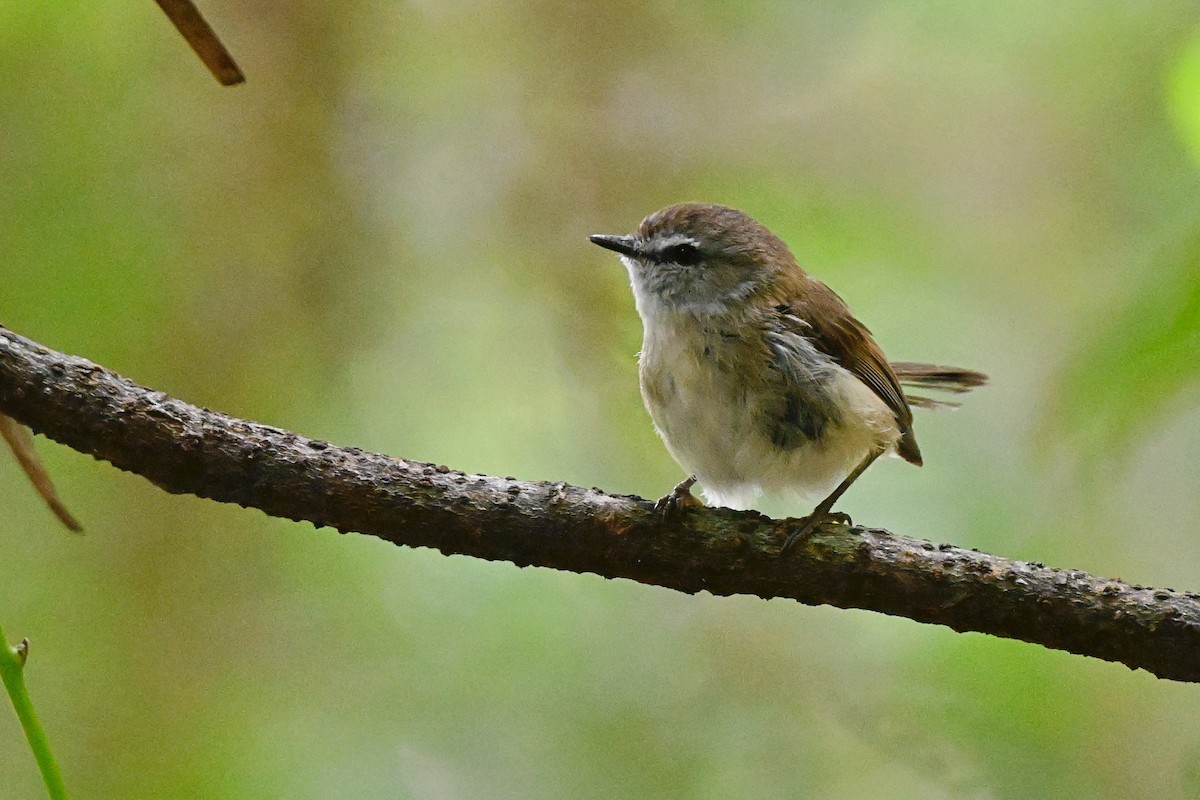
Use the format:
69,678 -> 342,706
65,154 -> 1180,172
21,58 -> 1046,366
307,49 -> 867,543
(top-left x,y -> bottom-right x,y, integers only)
779,510 -> 852,554
654,476 -> 703,521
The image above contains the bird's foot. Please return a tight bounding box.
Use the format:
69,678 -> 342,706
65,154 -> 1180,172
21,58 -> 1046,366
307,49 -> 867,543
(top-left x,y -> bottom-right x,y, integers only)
654,476 -> 703,521
779,510 -> 852,554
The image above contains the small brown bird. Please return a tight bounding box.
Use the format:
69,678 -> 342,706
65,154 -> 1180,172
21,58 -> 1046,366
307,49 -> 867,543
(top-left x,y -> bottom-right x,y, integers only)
590,203 -> 985,551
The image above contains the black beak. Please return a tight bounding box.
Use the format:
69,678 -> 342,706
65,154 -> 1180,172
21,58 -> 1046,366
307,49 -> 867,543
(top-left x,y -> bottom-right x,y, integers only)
589,234 -> 641,258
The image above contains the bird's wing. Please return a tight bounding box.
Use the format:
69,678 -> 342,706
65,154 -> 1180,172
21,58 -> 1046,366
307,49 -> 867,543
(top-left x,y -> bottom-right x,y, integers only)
783,280 -> 922,465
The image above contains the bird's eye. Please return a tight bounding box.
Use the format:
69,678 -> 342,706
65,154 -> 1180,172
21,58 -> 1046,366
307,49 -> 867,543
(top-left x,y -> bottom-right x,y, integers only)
661,242 -> 702,266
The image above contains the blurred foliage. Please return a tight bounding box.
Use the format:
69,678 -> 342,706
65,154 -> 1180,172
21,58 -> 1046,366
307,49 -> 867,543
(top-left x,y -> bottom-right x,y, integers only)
1170,26 -> 1200,169
2,2 -> 1200,798
1047,28 -> 1200,474
1048,232 -> 1200,473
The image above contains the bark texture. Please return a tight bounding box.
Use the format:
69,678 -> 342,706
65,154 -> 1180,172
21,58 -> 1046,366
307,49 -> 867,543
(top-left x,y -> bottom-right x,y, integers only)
2,325 -> 1199,681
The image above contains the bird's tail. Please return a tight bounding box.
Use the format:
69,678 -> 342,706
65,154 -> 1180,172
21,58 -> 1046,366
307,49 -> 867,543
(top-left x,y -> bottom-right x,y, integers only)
889,362 -> 988,410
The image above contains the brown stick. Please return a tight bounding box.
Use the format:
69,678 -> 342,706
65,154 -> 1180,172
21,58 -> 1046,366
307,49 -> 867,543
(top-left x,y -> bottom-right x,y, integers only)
2,324 -> 1199,681
154,0 -> 245,86
0,414 -> 82,531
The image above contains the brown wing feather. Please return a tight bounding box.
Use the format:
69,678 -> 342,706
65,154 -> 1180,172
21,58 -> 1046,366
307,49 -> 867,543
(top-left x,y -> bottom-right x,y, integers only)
787,279 -> 923,466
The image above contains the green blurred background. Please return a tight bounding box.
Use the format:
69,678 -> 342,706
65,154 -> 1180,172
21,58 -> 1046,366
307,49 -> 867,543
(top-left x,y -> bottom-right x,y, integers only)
3,1 -> 1200,797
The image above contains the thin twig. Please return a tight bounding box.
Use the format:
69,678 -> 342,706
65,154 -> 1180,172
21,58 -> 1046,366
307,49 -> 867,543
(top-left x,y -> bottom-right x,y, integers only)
0,627 -> 69,799
0,416 -> 82,532
154,0 -> 245,86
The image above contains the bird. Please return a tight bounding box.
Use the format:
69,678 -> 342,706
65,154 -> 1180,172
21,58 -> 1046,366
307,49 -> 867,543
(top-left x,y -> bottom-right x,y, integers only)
590,203 -> 986,552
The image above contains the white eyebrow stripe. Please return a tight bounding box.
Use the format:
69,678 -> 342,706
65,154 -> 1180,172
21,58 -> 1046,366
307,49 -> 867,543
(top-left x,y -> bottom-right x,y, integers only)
645,233 -> 701,263
652,233 -> 699,249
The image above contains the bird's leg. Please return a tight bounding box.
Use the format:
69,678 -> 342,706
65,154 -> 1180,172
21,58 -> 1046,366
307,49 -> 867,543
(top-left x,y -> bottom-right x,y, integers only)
654,475 -> 703,520
780,447 -> 885,554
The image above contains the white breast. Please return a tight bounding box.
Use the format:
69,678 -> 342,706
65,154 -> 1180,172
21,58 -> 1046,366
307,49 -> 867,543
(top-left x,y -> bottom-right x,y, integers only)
637,311 -> 900,510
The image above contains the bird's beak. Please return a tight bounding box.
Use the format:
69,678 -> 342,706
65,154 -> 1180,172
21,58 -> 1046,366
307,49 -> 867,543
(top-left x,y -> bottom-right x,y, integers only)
588,234 -> 641,258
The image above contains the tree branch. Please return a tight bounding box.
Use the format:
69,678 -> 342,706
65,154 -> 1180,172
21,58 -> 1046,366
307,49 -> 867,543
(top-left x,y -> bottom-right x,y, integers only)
2,324 -> 1199,681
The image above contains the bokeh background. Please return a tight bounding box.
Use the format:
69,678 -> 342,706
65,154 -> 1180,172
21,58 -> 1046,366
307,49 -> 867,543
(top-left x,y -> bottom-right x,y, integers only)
3,2 -> 1200,797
